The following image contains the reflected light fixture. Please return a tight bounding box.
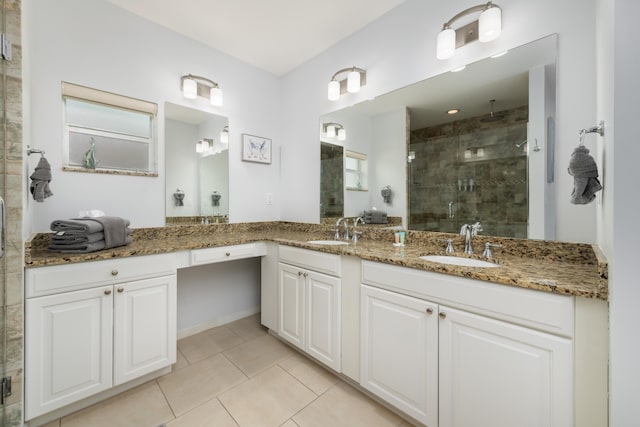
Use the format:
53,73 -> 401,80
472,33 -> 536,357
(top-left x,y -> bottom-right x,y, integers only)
323,122 -> 346,141
196,138 -> 213,154
220,125 -> 229,144
327,66 -> 367,101
181,74 -> 224,107
436,2 -> 502,60
447,108 -> 460,115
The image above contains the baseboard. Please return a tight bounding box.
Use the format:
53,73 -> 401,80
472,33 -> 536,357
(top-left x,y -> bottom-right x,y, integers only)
177,306 -> 261,339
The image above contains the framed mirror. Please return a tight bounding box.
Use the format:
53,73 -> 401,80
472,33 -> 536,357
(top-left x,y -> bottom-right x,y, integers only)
165,102 -> 229,224
320,35 -> 557,239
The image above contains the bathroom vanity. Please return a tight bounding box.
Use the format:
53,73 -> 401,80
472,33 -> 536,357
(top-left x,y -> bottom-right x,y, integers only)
23,222 -> 608,426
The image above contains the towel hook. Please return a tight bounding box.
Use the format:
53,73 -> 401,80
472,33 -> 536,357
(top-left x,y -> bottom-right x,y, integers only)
27,146 -> 45,157
579,121 -> 605,145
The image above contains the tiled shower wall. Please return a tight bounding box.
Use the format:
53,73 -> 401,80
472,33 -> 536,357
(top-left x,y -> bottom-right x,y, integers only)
1,0 -> 23,425
409,105 -> 528,238
320,142 -> 344,218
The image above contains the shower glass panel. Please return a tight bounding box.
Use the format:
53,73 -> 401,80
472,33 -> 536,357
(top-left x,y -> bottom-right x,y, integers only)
409,106 -> 529,238
320,142 -> 344,218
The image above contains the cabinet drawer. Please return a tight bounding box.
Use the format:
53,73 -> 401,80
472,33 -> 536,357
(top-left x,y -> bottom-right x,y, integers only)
362,261 -> 574,337
26,253 -> 177,298
190,242 -> 266,266
279,245 -> 341,277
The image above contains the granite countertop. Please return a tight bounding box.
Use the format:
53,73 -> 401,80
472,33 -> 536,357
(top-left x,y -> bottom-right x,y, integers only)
25,222 -> 608,301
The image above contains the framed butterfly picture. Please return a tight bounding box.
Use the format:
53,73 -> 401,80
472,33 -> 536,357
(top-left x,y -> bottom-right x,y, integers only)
241,134 -> 272,164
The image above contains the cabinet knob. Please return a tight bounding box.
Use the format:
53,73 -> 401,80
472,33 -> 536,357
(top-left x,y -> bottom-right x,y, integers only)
117,287 -> 124,293
111,270 -> 119,276
104,289 -> 112,295
225,252 -> 231,256
426,308 -> 434,315
439,312 -> 447,319
303,272 -> 308,278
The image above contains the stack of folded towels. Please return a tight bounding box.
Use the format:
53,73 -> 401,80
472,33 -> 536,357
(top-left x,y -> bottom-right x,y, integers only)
49,216 -> 132,253
363,209 -> 388,224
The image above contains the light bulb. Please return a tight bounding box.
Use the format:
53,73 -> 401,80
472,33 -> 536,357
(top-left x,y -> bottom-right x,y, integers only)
337,128 -> 346,141
220,129 -> 229,144
328,80 -> 340,101
479,6 -> 502,42
436,28 -> 456,60
210,86 -> 223,107
182,77 -> 197,99
326,125 -> 336,138
347,69 -> 361,93
196,140 -> 204,153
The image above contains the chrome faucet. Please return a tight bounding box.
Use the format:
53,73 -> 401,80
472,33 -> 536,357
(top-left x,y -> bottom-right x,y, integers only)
352,216 -> 365,243
335,217 -> 349,241
460,222 -> 483,254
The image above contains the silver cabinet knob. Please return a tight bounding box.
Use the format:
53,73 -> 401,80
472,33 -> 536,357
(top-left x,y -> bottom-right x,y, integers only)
303,272 -> 308,278
439,312 -> 447,319
426,308 -> 434,315
117,287 -> 124,293
104,289 -> 112,295
111,270 -> 118,276
298,271 -> 303,276
225,252 -> 231,256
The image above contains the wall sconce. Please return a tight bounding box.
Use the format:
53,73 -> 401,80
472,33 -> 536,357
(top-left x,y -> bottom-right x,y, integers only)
436,2 -> 502,60
220,126 -> 229,144
196,138 -> 213,153
327,66 -> 367,101
323,122 -> 346,141
181,74 -> 223,107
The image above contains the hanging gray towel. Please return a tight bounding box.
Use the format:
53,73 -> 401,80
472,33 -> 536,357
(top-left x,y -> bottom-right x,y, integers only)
568,145 -> 602,204
29,157 -> 54,202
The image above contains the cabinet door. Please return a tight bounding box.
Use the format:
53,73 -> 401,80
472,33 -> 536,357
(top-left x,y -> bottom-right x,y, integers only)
306,270 -> 341,371
438,306 -> 573,427
113,275 -> 177,385
278,263 -> 305,349
361,285 -> 438,427
25,287 -> 113,420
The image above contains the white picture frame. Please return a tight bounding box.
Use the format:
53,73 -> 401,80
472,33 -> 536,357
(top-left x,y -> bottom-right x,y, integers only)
241,134 -> 272,164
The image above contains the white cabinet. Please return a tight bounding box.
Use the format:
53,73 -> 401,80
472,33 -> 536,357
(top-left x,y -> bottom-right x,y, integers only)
360,261 -> 574,427
278,246 -> 341,371
25,255 -> 177,420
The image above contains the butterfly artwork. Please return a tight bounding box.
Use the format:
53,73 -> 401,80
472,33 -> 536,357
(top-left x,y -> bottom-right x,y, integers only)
242,134 -> 272,164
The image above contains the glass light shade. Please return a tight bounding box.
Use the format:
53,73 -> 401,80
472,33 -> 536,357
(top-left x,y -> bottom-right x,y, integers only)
326,125 -> 336,138
182,78 -> 197,99
347,70 -> 361,93
328,80 -> 340,101
337,128 -> 346,141
196,140 -> 204,153
436,28 -> 456,60
479,6 -> 502,42
210,86 -> 223,106
220,129 -> 229,144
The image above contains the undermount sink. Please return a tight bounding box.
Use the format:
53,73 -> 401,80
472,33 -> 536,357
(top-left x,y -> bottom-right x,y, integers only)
419,255 -> 500,268
307,240 -> 349,246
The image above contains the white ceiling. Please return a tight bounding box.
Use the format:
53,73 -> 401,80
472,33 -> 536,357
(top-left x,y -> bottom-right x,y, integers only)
104,0 -> 406,76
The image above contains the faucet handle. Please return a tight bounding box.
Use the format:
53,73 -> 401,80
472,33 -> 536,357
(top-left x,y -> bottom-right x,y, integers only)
439,239 -> 455,253
482,242 -> 502,259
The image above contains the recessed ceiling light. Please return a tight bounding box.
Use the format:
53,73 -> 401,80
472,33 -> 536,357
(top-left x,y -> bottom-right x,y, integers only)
451,65 -> 466,72
447,108 -> 460,115
491,50 -> 509,58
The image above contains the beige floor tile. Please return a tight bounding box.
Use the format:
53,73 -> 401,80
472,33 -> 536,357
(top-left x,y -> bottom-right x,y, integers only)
173,348 -> 190,371
280,420 -> 299,427
398,420 -> 416,427
226,313 -> 268,341
278,352 -> 339,395
223,334 -> 295,377
178,326 -> 244,364
293,381 -> 403,427
60,382 -> 173,427
219,366 -> 316,427
41,421 -> 60,427
167,398 -> 238,427
158,353 -> 247,416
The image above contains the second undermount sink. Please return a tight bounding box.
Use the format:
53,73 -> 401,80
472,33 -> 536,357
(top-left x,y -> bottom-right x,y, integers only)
307,240 -> 349,246
419,255 -> 500,268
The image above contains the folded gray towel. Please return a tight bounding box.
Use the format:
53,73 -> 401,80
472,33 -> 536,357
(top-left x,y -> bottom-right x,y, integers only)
568,146 -> 602,204
50,218 -> 104,235
86,216 -> 131,248
48,241 -> 107,253
29,157 -> 54,202
363,210 -> 388,224
51,232 -> 105,245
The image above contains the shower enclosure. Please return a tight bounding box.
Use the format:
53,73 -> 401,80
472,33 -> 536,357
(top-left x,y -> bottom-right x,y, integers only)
408,105 -> 529,238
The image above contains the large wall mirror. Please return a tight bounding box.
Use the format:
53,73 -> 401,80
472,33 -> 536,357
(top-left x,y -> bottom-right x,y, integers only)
320,35 -> 557,240
165,102 -> 229,224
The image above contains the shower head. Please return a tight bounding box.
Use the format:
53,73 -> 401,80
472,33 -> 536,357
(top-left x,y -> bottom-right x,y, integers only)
480,99 -> 504,123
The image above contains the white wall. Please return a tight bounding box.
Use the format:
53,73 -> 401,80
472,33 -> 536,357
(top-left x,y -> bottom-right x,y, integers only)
280,0 -> 598,244
24,0 -> 282,234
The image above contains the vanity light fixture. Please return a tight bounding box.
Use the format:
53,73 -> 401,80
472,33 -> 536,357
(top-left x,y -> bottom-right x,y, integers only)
323,122 -> 346,141
196,138 -> 213,154
436,2 -> 502,60
327,66 -> 367,101
220,126 -> 229,144
447,108 -> 461,115
181,74 -> 223,107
